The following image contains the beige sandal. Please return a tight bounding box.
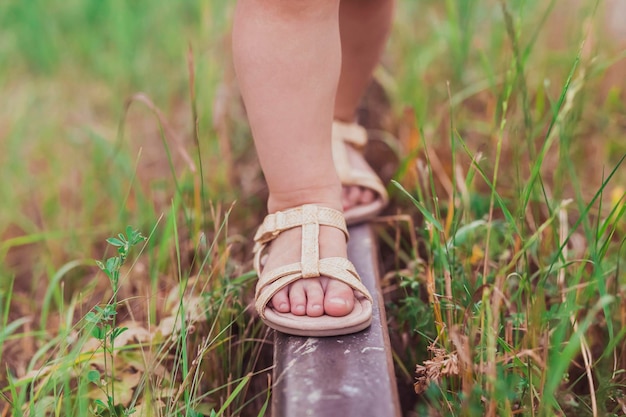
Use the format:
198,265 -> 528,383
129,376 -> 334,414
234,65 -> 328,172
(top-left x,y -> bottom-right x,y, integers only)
332,120 -> 389,225
253,204 -> 373,337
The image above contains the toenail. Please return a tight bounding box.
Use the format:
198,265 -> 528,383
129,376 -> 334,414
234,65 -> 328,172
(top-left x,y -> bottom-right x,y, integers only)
329,297 -> 349,307
279,303 -> 289,311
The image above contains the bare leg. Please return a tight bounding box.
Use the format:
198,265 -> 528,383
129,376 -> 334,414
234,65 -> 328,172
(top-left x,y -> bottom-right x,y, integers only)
335,0 -> 395,211
232,0 -> 354,317
335,0 -> 395,121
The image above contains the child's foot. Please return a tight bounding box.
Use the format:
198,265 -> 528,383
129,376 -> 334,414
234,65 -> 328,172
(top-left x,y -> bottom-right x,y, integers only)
332,120 -> 389,224
263,216 -> 356,317
341,143 -> 377,211
254,203 -> 373,336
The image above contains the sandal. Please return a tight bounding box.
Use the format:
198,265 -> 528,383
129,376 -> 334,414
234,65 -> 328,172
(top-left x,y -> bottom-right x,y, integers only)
253,204 -> 373,337
332,120 -> 389,225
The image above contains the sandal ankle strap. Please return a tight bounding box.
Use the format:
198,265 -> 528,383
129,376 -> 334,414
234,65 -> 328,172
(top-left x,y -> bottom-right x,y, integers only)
254,205 -> 348,245
332,120 -> 368,149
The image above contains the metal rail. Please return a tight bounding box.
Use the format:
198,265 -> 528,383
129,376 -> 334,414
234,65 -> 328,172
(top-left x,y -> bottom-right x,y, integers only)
272,223 -> 401,417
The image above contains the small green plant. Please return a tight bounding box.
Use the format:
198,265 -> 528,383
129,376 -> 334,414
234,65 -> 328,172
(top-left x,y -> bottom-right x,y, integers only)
87,226 -> 146,417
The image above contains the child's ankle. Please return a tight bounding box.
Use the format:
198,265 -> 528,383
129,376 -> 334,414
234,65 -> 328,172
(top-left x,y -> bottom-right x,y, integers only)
267,184 -> 342,214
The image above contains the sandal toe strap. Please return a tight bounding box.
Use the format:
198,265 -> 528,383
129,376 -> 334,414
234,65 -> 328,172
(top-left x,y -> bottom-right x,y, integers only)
254,257 -> 372,319
255,270 -> 302,319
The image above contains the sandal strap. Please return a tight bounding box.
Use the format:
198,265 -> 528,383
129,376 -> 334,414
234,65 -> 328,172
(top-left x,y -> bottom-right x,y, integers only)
255,257 -> 373,319
253,205 -> 349,274
331,121 -> 389,207
254,205 -> 348,244
332,120 -> 368,148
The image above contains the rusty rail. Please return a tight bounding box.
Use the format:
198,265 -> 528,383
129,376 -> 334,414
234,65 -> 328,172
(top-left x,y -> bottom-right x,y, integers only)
272,223 -> 401,417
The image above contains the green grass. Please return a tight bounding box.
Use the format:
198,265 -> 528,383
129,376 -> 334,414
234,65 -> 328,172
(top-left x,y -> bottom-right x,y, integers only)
1,0 -> 626,416
387,1 -> 626,416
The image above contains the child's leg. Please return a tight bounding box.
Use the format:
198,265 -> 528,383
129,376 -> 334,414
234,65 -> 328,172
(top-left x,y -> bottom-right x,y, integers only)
335,0 -> 395,211
232,0 -> 354,317
335,0 -> 395,121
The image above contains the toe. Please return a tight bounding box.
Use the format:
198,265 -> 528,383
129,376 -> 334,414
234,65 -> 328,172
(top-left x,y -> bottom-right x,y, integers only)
341,187 -> 352,211
346,186 -> 361,210
359,187 -> 376,204
304,280 -> 325,317
289,282 -> 307,316
271,287 -> 290,313
323,279 -> 355,317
